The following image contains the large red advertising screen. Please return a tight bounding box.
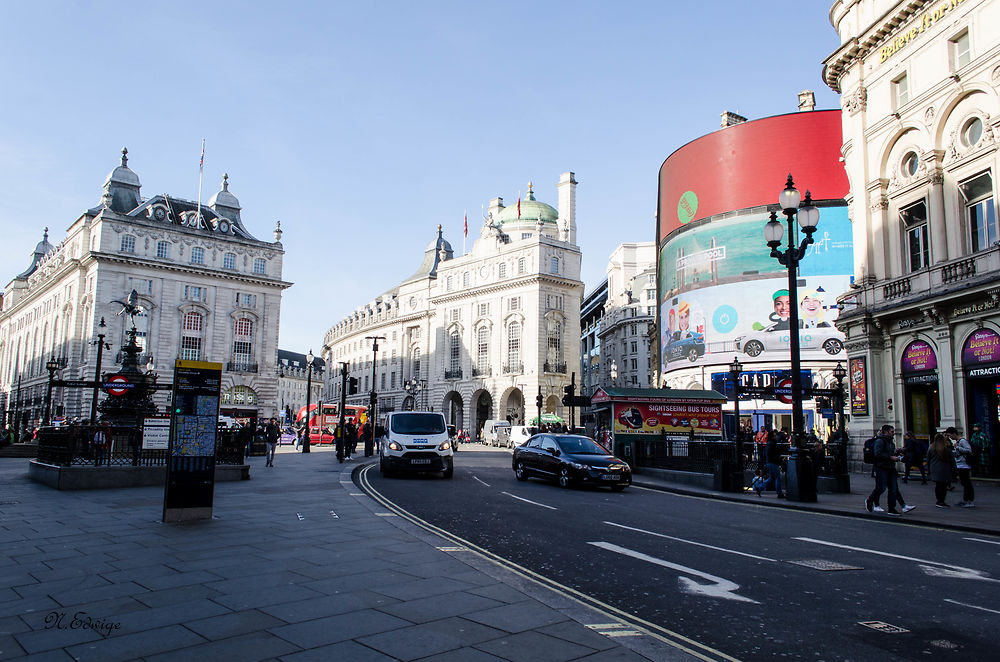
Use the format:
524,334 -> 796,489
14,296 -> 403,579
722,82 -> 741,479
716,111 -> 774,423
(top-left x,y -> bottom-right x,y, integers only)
657,110 -> 848,242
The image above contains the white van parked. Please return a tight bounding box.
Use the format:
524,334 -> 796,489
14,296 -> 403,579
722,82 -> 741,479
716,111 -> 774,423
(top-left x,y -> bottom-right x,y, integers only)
379,411 -> 453,478
481,420 -> 511,447
509,425 -> 534,448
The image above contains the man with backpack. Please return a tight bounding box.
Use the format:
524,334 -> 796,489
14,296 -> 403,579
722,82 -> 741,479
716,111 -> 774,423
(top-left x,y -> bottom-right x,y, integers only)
865,424 -> 915,516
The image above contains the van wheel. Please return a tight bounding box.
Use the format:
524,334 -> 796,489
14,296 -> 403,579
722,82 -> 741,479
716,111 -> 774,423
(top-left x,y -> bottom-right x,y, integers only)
379,455 -> 393,478
442,464 -> 453,479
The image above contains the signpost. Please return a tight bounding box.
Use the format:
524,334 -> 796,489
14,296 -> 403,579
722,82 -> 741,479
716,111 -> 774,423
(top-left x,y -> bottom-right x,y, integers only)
142,417 -> 171,450
163,360 -> 222,523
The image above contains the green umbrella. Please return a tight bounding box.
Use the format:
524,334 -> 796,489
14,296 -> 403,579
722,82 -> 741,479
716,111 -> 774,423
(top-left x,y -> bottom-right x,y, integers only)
528,412 -> 564,426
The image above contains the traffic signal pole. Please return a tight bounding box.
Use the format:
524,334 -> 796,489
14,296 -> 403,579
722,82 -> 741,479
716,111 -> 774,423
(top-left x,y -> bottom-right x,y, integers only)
337,362 -> 347,463
536,386 -> 542,431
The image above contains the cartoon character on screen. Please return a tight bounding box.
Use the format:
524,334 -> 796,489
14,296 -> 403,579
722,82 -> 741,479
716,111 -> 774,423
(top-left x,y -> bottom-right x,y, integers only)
666,307 -> 677,346
676,301 -> 693,340
799,290 -> 831,329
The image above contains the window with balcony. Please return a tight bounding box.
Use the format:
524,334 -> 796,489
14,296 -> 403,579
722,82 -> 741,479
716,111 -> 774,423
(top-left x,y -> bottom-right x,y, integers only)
448,331 -> 461,377
191,247 -> 205,265
121,235 -> 136,253
223,252 -> 236,270
892,73 -> 909,109
900,200 -> 930,272
506,321 -> 521,372
961,172 -> 996,252
476,326 -> 489,375
950,30 -> 971,71
156,241 -> 170,259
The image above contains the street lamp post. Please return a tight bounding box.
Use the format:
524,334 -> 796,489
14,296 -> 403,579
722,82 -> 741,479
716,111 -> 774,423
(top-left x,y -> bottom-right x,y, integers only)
303,349 -> 314,453
729,356 -> 744,472
89,317 -> 110,425
365,336 -> 385,457
403,378 -> 424,411
832,361 -> 848,471
44,356 -> 59,426
765,174 -> 820,502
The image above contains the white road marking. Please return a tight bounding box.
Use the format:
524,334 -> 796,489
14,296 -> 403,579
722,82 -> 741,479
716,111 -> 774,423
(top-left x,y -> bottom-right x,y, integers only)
944,598 -> 1000,615
330,511 -> 339,519
375,512 -> 397,517
604,521 -> 777,563
919,565 -> 1000,583
794,537 -> 990,577
501,491 -> 556,510
473,476 -> 491,487
964,537 -> 1000,546
588,541 -> 758,604
296,513 -> 304,521
436,545 -> 469,552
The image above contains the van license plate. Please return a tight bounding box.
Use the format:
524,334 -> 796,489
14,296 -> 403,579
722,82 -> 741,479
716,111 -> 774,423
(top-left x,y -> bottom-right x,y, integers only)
411,459 -> 432,465
601,475 -> 620,481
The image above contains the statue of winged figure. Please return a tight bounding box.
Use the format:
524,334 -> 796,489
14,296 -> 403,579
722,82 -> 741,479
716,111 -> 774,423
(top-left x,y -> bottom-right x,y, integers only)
111,289 -> 143,327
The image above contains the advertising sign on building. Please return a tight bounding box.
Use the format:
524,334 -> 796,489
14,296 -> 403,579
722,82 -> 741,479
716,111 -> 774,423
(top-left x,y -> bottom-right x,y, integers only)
901,340 -> 938,372
962,329 -> 1000,367
613,402 -> 722,437
850,356 -> 869,416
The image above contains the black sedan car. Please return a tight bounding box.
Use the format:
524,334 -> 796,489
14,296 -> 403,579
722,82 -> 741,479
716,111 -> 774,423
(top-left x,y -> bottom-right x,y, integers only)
512,434 -> 631,491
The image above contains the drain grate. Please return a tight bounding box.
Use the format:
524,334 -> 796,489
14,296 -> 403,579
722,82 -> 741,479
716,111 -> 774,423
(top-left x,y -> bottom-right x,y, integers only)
788,559 -> 863,571
859,621 -> 909,633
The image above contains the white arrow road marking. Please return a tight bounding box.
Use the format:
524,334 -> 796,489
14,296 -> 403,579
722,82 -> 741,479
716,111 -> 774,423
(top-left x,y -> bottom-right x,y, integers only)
795,537 -> 992,580
919,565 -> 1000,583
588,541 -> 758,604
945,598 -> 1000,615
963,537 -> 1000,546
473,476 -> 491,487
330,510 -> 339,519
296,513 -> 304,521
501,492 -> 556,510
604,521 -> 778,563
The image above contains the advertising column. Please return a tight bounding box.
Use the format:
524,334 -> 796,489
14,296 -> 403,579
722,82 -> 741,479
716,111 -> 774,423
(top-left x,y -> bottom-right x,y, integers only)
163,360 -> 223,523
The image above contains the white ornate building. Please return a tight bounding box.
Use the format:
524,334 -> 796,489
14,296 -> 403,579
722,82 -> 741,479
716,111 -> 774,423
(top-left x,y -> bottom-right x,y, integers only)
0,149 -> 290,430
322,174 -> 584,436
598,243 -> 657,390
277,350 -> 324,424
824,0 -> 1000,458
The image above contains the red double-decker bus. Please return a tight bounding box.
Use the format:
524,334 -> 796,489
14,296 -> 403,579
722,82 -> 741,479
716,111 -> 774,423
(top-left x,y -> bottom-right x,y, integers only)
295,404 -> 367,443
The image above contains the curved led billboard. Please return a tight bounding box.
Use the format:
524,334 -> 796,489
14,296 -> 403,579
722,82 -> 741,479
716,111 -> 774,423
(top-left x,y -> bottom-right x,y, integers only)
657,110 -> 848,242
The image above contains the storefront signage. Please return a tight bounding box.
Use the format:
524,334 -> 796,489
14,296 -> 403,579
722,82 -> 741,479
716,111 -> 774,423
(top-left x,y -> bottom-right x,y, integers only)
901,340 -> 937,373
953,298 -> 999,318
968,365 -> 1000,378
903,372 -> 939,385
850,356 -> 869,416
878,0 -> 967,63
896,317 -> 923,330
613,402 -> 722,437
962,329 -> 1000,366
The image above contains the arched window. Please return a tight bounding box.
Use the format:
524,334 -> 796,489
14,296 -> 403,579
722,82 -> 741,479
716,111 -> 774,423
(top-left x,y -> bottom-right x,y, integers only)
547,320 -> 561,366
232,318 -> 254,370
449,330 -> 461,373
412,347 -> 421,378
517,257 -> 526,274
506,321 -> 521,372
550,256 -> 559,274
477,326 -> 489,375
181,312 -> 203,361
222,385 -> 258,406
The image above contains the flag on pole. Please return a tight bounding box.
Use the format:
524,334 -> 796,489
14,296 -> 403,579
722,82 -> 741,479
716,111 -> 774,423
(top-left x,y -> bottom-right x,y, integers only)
517,193 -> 521,219
199,139 -> 205,173
464,211 -> 468,237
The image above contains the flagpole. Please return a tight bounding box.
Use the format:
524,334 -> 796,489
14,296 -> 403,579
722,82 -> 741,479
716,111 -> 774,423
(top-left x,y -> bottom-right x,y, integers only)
463,209 -> 467,256
196,138 -> 205,224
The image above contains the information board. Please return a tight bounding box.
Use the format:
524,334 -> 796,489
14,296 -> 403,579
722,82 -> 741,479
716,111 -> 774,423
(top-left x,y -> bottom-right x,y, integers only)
163,360 -> 222,523
142,417 -> 171,450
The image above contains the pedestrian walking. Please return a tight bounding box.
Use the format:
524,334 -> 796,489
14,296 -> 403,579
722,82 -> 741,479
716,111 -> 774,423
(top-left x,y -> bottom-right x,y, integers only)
264,417 -> 279,467
295,426 -> 303,451
93,422 -> 110,467
345,421 -> 357,460
927,432 -> 957,508
947,426 -> 975,507
865,424 -> 912,516
764,430 -> 785,498
970,423 -> 991,476
901,431 -> 927,484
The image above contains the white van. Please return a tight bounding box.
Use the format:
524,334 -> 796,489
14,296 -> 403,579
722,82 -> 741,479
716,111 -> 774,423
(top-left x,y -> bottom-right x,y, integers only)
379,411 -> 453,478
481,420 -> 511,447
509,425 -> 534,448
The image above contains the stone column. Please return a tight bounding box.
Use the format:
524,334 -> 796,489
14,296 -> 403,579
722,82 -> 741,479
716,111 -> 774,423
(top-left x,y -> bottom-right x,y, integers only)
928,169 -> 948,263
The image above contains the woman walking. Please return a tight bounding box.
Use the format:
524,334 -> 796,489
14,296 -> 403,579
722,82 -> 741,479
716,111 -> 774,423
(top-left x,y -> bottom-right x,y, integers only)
927,433 -> 957,508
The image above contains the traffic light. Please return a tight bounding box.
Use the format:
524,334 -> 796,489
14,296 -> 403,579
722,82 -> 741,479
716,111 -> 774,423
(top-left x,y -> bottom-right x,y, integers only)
348,377 -> 359,394
536,393 -> 544,408
562,384 -> 574,406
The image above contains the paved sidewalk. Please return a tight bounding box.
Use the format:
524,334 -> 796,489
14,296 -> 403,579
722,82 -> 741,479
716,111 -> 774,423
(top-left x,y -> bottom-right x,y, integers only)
0,453 -> 698,661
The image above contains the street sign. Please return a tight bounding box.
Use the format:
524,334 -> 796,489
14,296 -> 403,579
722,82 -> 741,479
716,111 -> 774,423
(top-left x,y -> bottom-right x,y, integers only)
104,375 -> 133,396
774,379 -> 794,404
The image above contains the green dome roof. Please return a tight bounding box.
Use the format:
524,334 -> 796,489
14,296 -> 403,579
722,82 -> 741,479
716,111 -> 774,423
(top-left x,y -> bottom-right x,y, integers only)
497,182 -> 558,225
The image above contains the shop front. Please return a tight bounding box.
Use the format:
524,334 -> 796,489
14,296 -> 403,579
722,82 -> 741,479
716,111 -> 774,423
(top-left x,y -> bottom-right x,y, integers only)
962,328 -> 1000,477
900,340 -> 940,443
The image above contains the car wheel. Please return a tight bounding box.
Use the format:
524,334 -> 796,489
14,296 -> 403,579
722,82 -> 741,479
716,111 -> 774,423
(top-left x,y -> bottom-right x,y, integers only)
379,456 -> 393,478
687,348 -> 699,362
515,461 -> 528,481
611,484 -> 627,492
558,466 -> 574,489
744,340 -> 764,357
823,338 -> 844,355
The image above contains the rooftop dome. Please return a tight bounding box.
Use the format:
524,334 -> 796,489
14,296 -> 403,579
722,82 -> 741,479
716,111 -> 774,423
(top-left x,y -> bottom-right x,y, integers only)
405,225 -> 453,283
16,227 -> 54,279
103,147 -> 140,188
496,182 -> 558,225
208,173 -> 241,210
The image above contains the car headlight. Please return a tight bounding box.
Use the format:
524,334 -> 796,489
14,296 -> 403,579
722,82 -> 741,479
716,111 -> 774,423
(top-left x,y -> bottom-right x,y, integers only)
571,462 -> 587,471
438,440 -> 451,451
387,441 -> 402,451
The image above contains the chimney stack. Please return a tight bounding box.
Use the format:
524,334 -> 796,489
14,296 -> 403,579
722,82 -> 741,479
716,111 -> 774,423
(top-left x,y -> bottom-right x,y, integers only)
720,111 -> 747,128
798,90 -> 816,112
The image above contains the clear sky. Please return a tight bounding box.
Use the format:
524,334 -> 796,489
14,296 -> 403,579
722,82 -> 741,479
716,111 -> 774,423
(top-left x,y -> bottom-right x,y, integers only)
0,0 -> 843,354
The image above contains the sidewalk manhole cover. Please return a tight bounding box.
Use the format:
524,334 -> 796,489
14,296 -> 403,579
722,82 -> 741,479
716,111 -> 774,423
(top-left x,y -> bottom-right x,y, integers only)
859,621 -> 909,633
789,559 -> 863,571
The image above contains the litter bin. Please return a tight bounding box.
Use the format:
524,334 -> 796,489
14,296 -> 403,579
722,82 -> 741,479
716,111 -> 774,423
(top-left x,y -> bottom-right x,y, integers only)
714,460 -> 743,492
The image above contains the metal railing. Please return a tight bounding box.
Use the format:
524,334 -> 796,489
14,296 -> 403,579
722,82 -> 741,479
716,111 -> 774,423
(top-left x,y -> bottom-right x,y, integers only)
226,361 -> 258,373
632,439 -> 736,473
35,425 -> 247,467
543,361 -> 566,374
472,366 -> 490,377
444,369 -> 463,379
503,362 -> 523,374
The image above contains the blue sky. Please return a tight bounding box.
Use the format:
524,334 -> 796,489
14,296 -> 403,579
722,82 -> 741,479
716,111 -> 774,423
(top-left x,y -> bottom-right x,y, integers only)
0,1 -> 843,353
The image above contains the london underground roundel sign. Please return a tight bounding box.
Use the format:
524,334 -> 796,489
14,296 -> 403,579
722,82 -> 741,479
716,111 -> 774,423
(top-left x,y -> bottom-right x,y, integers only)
105,375 -> 131,396
775,378 -> 794,404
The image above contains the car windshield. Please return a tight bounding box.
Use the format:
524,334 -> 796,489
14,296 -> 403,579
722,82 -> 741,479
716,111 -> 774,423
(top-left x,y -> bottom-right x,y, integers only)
556,435 -> 609,455
391,413 -> 446,435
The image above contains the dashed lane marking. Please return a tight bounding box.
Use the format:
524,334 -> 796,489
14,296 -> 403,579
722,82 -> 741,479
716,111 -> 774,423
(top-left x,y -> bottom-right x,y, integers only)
604,521 -> 777,563
787,559 -> 862,571
330,511 -> 339,519
296,513 -> 304,521
501,491 -> 556,510
375,512 -> 397,517
436,546 -> 469,552
794,537 -> 991,577
944,598 -> 1000,615
473,476 -> 491,487
349,493 -> 364,496
963,537 -> 1000,546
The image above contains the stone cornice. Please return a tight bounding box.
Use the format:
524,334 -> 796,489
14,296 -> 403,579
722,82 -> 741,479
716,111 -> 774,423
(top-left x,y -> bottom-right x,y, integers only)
86,252 -> 292,290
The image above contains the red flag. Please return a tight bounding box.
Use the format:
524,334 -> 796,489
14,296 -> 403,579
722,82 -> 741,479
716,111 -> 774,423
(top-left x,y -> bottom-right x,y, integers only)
464,212 -> 468,237
517,196 -> 521,218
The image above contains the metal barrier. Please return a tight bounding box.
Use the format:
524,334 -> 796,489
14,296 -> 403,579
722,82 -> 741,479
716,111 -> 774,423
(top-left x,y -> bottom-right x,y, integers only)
633,439 -> 738,474
35,425 -> 245,467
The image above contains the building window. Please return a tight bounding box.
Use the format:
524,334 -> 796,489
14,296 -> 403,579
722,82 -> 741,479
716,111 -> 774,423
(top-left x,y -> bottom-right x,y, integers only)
901,151 -> 919,178
446,276 -> 453,291
120,235 -> 136,253
156,241 -> 170,259
449,331 -> 461,373
450,309 -> 461,322
183,311 -> 203,332
391,372 -> 396,389
517,257 -> 526,274
950,30 -> 971,71
412,347 -> 421,377
521,232 -> 532,240
477,326 -> 489,374
892,73 -> 909,109
509,297 -> 520,312
550,256 -> 559,274
184,285 -> 204,302
478,303 -> 489,317
507,321 -> 521,369
961,117 -> 984,148
498,263 -> 507,279
631,341 -> 637,353
961,172 -> 996,252
253,258 -> 266,275
223,252 -> 236,270
900,200 -> 929,272
462,272 -> 470,287
546,320 -> 561,365
546,295 -> 563,310
191,247 -> 205,265
235,318 -> 253,337
181,336 -> 201,361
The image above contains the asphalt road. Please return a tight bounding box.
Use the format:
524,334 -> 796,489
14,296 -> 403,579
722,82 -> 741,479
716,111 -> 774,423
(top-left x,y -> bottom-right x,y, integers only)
358,447 -> 1000,661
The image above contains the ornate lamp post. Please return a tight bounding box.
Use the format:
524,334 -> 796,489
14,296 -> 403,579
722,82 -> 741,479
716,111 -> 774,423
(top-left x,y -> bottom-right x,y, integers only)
729,356 -> 745,488
303,349 -> 313,453
403,378 -> 424,411
832,361 -> 848,471
44,356 -> 60,425
764,174 -> 820,501
89,317 -> 110,424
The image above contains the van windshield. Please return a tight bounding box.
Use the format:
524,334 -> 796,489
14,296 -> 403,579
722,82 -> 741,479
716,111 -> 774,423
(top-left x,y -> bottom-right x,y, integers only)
391,414 -> 446,435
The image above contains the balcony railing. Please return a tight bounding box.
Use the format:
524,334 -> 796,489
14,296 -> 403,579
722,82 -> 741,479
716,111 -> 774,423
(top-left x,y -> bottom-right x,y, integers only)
503,362 -> 523,374
444,369 -> 463,379
543,361 -> 566,374
226,361 -> 258,373
472,366 -> 490,377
